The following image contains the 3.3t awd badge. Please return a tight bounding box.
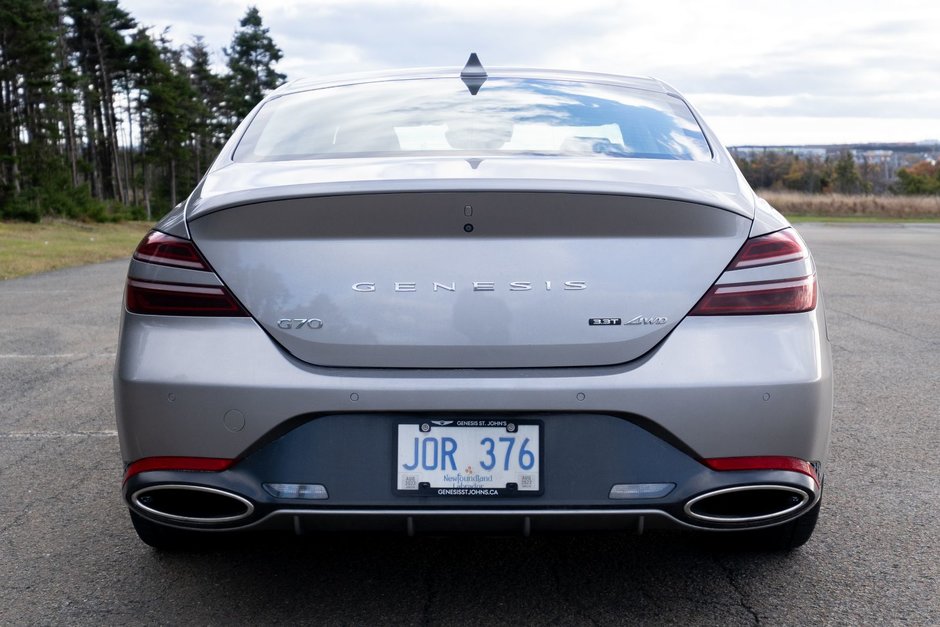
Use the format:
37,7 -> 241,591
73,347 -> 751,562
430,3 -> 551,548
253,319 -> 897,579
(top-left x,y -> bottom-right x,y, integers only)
589,316 -> 669,326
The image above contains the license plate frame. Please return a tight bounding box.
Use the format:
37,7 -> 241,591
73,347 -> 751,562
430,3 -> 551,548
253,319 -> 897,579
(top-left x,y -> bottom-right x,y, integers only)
394,418 -> 543,497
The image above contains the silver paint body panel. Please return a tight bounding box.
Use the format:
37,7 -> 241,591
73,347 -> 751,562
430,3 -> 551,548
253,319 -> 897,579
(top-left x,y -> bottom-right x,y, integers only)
114,305 -> 832,464
188,192 -> 750,368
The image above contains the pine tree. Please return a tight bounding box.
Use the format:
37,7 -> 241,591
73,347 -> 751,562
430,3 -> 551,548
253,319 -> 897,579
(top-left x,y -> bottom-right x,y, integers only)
64,0 -> 136,202
0,0 -> 67,219
186,36 -> 226,178
223,6 -> 285,123
832,151 -> 868,194
2,1 -> 290,221
129,28 -> 198,213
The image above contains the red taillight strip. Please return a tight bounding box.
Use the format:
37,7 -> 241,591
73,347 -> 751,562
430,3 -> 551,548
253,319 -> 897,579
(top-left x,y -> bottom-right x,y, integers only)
124,456 -> 234,483
128,279 -> 226,296
729,229 -> 807,270
133,231 -> 210,270
134,251 -> 206,269
733,251 -> 806,268
125,279 -> 248,316
703,456 -> 819,485
713,275 -> 815,295
690,274 -> 817,315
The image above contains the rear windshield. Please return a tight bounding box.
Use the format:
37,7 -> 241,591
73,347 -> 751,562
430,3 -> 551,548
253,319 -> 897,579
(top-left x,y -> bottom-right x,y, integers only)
234,77 -> 712,162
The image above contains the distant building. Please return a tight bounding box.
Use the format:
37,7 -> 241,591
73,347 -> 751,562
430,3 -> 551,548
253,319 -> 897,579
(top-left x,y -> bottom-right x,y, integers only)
731,146 -> 827,158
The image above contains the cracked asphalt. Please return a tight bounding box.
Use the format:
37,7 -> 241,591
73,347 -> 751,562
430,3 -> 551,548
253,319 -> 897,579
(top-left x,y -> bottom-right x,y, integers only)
1,223 -> 938,625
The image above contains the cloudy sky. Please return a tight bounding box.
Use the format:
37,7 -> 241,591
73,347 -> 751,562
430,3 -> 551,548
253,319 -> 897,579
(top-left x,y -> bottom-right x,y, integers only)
121,0 -> 940,146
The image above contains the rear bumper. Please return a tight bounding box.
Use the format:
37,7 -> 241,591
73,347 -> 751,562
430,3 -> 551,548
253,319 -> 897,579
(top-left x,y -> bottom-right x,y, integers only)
114,309 -> 832,464
126,502 -> 820,536
124,454 -> 821,535
116,307 -> 831,533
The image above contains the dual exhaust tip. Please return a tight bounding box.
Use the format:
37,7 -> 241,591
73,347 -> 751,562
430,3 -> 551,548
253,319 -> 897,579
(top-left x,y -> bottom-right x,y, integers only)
684,485 -> 813,524
131,483 -> 814,527
132,485 -> 253,524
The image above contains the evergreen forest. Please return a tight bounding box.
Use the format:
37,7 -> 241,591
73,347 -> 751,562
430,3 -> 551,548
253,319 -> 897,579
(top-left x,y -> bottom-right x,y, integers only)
2,1 -> 939,223
0,0 -> 284,221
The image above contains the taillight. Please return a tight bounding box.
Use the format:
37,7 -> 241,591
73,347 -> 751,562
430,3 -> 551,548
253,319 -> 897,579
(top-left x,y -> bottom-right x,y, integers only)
703,456 -> 819,485
691,275 -> 816,315
133,231 -> 210,270
126,279 -> 247,316
690,228 -> 817,316
127,231 -> 247,316
727,229 -> 807,269
123,456 -> 234,482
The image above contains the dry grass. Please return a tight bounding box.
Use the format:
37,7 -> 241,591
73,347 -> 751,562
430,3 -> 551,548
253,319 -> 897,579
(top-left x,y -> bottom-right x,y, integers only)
0,219 -> 151,280
2,193 -> 938,280
760,191 -> 940,219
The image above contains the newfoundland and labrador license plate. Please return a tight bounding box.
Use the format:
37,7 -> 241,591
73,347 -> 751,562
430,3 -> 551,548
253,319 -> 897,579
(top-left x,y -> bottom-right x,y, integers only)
396,419 -> 542,496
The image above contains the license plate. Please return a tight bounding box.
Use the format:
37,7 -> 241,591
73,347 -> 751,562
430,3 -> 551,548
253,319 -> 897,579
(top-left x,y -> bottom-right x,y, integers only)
396,419 -> 541,496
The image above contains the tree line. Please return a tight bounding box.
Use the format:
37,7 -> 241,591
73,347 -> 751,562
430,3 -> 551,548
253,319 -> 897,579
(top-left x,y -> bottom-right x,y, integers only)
732,149 -> 940,196
4,2 -> 940,224
0,0 -> 284,222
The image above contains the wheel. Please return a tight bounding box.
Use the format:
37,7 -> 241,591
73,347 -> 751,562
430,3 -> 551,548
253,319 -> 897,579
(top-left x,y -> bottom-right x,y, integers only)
129,510 -> 207,551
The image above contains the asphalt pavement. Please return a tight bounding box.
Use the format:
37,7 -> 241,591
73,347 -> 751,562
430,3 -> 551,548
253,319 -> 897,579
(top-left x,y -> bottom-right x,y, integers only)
0,223 -> 937,625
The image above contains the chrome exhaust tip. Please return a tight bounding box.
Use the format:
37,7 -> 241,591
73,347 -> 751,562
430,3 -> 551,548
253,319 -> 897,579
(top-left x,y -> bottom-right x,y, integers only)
684,485 -> 811,524
131,485 -> 254,524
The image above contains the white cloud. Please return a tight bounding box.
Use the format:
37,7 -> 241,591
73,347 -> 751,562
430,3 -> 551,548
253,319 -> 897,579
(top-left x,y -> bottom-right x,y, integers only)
708,116 -> 940,146
120,0 -> 940,144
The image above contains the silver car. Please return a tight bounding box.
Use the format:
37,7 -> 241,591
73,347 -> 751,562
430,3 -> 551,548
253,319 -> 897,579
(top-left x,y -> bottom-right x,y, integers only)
115,55 -> 832,550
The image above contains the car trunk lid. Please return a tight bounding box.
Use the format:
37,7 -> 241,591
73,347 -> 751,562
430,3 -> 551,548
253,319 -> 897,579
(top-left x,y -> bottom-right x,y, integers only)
190,192 -> 750,368
188,190 -> 749,368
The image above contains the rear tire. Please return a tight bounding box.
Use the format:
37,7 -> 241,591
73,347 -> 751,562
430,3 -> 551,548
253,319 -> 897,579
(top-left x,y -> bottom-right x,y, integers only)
740,496 -> 821,551
129,510 -> 206,551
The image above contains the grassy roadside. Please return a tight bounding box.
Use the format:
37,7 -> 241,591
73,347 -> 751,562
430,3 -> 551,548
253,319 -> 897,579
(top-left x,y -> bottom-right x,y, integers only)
1,194 -> 939,281
787,215 -> 940,223
760,190 -> 940,219
0,219 -> 151,280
